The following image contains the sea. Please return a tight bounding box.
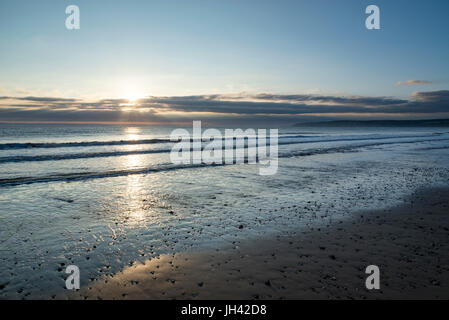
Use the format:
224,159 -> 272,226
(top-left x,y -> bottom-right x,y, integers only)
1,123 -> 449,298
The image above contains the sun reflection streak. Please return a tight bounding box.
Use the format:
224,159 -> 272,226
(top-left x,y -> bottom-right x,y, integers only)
124,174 -> 146,226
124,127 -> 141,141
120,127 -> 148,226
115,126 -> 165,227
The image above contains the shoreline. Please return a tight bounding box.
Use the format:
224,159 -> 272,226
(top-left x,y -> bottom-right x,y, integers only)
70,186 -> 449,300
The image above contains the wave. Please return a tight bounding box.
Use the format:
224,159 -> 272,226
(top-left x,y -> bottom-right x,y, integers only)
0,138 -> 173,150
0,132 -> 426,150
0,134 -> 313,150
0,163 -> 207,187
0,134 -> 319,150
2,136 -> 449,187
0,133 -> 445,164
0,148 -> 169,163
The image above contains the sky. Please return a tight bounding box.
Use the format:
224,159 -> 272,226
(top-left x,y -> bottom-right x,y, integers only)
0,0 -> 448,124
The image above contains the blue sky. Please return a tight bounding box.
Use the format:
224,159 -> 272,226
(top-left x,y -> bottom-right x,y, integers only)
0,0 -> 448,123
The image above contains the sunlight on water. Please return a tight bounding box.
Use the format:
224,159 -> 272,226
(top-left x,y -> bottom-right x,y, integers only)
120,144 -> 149,227
124,174 -> 147,227
125,154 -> 143,169
124,127 -> 141,141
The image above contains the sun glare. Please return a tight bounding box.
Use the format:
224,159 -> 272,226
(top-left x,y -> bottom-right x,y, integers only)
125,92 -> 144,103
120,88 -> 146,110
118,79 -> 147,105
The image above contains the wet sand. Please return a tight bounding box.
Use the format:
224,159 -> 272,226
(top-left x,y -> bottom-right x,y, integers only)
72,187 -> 449,300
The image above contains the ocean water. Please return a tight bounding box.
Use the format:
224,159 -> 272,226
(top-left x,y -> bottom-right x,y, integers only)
1,124 -> 449,299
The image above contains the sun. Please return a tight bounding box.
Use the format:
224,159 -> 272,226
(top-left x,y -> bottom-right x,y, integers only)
118,79 -> 147,104
124,91 -> 145,103
120,90 -> 145,111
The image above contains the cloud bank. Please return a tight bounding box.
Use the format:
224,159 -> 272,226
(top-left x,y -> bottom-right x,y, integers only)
0,90 -> 448,125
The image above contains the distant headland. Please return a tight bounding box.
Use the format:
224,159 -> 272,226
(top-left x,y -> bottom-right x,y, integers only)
294,119 -> 449,127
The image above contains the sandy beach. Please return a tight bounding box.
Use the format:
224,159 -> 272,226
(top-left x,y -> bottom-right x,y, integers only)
3,126 -> 449,300
70,186 -> 449,300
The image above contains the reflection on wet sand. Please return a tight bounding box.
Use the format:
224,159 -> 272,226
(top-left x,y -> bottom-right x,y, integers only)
73,187 -> 449,300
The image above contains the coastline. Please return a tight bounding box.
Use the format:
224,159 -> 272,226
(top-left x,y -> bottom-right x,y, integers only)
70,186 -> 449,300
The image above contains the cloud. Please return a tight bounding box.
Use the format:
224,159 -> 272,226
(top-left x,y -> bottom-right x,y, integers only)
412,90 -> 449,102
396,80 -> 433,86
0,96 -> 79,102
0,90 -> 448,124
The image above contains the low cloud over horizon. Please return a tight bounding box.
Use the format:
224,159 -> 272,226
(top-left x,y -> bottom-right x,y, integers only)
1,90 -> 449,125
